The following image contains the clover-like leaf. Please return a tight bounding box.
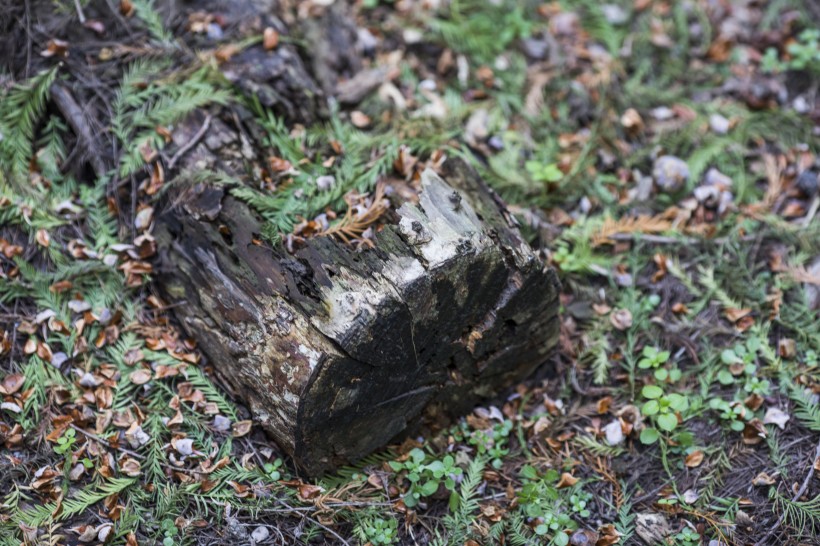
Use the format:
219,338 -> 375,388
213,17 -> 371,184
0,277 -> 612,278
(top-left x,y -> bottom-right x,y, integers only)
657,412 -> 679,432
640,427 -> 660,444
721,349 -> 742,364
642,400 -> 660,416
666,393 -> 689,412
642,385 -> 664,399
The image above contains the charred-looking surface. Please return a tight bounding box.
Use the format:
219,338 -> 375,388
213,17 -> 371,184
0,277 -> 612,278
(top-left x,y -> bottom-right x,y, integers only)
155,158 -> 560,475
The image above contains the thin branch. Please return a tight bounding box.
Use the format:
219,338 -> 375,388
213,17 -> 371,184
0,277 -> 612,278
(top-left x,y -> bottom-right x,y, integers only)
73,0 -> 86,23
754,434 -> 820,546
167,114 -> 212,170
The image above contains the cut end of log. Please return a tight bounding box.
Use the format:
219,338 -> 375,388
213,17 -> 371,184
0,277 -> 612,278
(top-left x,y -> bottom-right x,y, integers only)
156,158 -> 560,475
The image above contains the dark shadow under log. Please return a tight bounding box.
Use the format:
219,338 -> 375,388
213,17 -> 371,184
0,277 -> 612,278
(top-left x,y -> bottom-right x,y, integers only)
155,158 -> 560,475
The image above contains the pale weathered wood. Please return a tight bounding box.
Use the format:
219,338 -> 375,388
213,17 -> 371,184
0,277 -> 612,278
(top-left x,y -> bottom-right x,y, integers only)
155,157 -> 560,475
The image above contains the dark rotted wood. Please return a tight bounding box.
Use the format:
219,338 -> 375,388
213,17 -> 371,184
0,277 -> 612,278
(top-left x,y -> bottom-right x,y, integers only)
155,155 -> 560,475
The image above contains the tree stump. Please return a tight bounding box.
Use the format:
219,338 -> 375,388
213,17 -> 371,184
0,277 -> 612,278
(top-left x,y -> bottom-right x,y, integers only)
156,158 -> 560,475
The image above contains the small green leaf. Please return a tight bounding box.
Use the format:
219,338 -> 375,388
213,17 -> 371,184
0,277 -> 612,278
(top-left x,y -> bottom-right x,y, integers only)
448,491 -> 459,512
642,400 -> 660,416
666,393 -> 689,412
420,480 -> 439,496
657,412 -> 678,432
730,420 -> 746,431
640,427 -> 660,444
721,349 -> 741,364
717,370 -> 735,385
642,385 -> 664,399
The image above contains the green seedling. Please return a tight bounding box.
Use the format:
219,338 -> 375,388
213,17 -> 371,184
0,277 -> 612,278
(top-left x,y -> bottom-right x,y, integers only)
640,384 -> 689,444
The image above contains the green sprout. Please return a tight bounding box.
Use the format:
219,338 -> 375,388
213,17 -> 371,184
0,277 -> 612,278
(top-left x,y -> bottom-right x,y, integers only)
638,346 -> 681,382
526,160 -> 564,183
640,384 -> 689,444
389,448 -> 463,509
358,516 -> 399,545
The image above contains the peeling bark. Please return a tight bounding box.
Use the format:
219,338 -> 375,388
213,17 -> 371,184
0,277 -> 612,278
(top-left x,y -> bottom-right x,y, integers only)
156,158 -> 560,475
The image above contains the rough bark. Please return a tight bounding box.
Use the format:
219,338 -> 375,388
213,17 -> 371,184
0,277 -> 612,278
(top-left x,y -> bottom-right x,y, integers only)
155,157 -> 560,475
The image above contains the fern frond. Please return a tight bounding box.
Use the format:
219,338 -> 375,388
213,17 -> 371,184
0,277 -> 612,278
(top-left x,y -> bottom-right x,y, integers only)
0,66 -> 60,176
613,488 -> 636,541
573,435 -> 626,458
434,455 -> 486,544
18,478 -> 135,527
787,383 -> 820,432
772,490 -> 820,538
131,0 -> 174,44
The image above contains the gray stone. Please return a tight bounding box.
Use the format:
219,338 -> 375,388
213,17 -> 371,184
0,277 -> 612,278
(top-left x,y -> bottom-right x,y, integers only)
653,155 -> 690,193
521,37 -> 549,60
709,113 -> 730,134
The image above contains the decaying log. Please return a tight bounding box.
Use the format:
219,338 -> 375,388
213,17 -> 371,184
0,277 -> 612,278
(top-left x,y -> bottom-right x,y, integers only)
156,158 -> 560,475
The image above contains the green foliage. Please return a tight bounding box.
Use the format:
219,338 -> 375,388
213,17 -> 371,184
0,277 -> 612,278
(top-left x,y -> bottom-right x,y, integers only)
263,458 -> 284,481
232,100 -> 401,241
432,456 -> 486,544
717,336 -> 762,386
355,515 -> 399,545
671,526 -> 701,545
516,465 -> 591,545
551,218 -> 610,275
638,346 -> 681,383
450,418 -> 514,469
131,0 -> 174,44
573,435 -> 626,458
112,62 -> 229,177
389,448 -> 463,508
771,489 -> 820,539
640,383 -> 689,443
53,427 -> 78,457
787,381 -> 820,432
525,160 -> 564,183
708,398 -> 748,432
428,0 -> 532,64
613,492 -> 636,542
0,66 -> 60,177
762,29 -> 820,74
19,478 -> 135,527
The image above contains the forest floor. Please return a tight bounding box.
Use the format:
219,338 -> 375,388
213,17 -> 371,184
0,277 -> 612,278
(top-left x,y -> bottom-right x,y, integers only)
1,1 -> 820,545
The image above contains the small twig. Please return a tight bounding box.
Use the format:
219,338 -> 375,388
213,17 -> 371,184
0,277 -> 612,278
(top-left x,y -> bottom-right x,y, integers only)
257,500 -> 394,514
607,233 -> 698,244
70,423 -> 145,460
73,0 -> 86,23
753,434 -> 820,546
802,195 -> 819,229
51,84 -> 108,177
167,114 -> 212,170
279,501 -> 351,545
